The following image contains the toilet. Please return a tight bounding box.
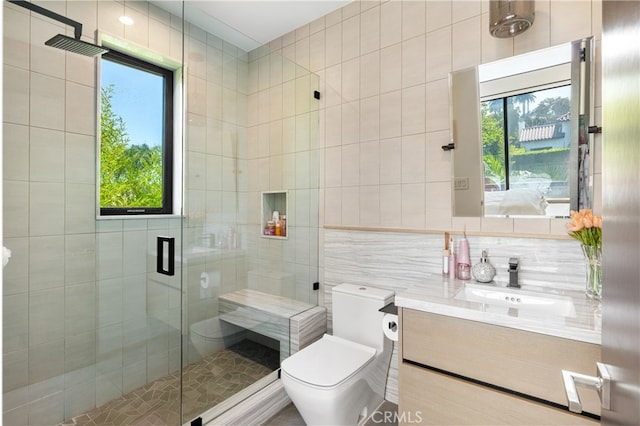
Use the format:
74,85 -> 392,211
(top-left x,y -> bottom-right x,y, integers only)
189,317 -> 246,362
281,284 -> 395,425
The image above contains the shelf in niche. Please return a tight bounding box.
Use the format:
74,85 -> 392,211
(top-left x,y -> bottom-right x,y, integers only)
261,190 -> 288,240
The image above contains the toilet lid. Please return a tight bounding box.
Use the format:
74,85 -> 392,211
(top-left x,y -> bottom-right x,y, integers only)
281,334 -> 376,388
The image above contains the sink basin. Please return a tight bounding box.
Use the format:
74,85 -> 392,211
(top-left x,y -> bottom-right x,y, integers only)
454,284 -> 576,318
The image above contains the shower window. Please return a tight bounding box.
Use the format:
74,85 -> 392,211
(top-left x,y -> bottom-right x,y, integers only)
99,49 -> 174,215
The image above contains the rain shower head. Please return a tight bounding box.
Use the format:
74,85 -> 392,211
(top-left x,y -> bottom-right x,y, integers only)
9,0 -> 109,57
45,34 -> 109,57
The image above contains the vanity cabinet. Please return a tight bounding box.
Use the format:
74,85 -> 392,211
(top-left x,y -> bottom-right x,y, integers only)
398,308 -> 601,425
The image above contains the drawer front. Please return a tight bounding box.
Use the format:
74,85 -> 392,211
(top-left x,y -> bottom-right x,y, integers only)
398,362 -> 598,425
402,309 -> 602,415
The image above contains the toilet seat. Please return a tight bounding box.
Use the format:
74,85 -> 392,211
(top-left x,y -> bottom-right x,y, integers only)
281,334 -> 376,389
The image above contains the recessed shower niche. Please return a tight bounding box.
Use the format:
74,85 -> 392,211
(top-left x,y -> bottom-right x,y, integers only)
261,191 -> 288,239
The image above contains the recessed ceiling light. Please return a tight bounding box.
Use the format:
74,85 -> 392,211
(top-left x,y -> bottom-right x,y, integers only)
119,16 -> 134,26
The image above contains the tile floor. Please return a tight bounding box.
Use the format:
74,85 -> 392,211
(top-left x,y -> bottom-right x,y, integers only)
58,340 -> 279,426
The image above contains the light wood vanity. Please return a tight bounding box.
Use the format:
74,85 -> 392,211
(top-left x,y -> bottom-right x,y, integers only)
395,278 -> 602,425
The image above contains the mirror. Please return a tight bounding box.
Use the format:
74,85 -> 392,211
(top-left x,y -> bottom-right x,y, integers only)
450,37 -> 594,217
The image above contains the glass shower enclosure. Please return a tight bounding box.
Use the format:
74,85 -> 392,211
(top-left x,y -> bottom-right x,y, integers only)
2,1 -> 320,424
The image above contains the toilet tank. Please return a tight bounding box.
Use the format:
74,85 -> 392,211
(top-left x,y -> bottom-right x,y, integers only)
332,284 -> 395,351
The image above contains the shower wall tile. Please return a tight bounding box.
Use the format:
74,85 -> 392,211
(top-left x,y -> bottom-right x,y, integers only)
65,183 -> 96,235
64,329 -> 96,372
65,283 -> 96,336
30,19 -> 66,79
3,6 -> 30,69
95,369 -> 123,407
65,234 -> 96,285
30,127 -> 65,182
3,349 -> 28,392
29,339 -> 65,384
65,133 -> 95,183
30,182 -> 65,236
30,73 -> 65,131
3,123 -> 29,181
29,236 -> 65,291
63,377 -> 96,421
97,1 -> 125,39
3,293 -> 28,353
2,237 -> 29,296
122,231 -> 147,276
97,232 -> 124,281
29,287 -> 65,346
4,66 -> 30,126
3,181 -> 29,238
28,386 -> 64,426
67,1 -> 98,39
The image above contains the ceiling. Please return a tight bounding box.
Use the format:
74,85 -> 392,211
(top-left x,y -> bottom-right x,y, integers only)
153,1 -> 352,52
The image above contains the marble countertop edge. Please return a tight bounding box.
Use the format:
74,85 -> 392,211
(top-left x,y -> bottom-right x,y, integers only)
395,276 -> 602,346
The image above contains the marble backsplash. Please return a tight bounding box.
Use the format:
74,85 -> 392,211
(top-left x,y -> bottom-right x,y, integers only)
321,228 -> 588,404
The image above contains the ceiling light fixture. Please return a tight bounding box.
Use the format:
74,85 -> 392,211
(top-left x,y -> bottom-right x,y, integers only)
119,16 -> 134,26
489,0 -> 535,38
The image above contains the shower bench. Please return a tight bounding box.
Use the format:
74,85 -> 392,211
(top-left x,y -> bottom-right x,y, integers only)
218,289 -> 326,362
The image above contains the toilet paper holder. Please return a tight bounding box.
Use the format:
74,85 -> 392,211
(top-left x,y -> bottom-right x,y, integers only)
380,302 -> 398,331
379,302 -> 397,315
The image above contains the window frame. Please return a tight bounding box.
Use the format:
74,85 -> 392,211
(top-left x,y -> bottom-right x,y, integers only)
480,82 -> 572,194
98,49 -> 175,216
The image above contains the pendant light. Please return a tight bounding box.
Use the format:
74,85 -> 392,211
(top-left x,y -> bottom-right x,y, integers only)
489,0 -> 535,38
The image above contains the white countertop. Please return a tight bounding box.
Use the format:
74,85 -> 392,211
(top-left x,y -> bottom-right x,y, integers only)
395,275 -> 602,345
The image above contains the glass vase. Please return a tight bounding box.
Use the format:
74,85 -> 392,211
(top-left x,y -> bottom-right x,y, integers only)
581,244 -> 602,300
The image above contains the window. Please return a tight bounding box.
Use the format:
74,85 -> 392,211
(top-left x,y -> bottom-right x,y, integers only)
481,84 -> 572,201
99,49 -> 174,215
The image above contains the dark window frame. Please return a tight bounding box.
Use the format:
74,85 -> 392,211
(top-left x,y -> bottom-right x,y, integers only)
100,49 -> 174,216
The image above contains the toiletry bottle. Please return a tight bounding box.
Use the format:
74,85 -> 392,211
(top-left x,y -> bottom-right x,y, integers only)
472,250 -> 496,283
456,234 -> 471,280
280,215 -> 286,237
443,232 -> 450,275
448,236 -> 456,279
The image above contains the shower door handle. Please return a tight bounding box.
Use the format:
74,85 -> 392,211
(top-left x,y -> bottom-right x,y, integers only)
156,236 -> 175,276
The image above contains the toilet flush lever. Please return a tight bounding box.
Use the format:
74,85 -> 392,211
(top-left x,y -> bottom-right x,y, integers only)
562,362 -> 611,413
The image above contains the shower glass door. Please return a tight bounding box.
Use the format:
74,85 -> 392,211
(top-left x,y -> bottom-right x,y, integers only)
179,2 -> 321,423
2,1 -> 185,424
3,0 -> 319,424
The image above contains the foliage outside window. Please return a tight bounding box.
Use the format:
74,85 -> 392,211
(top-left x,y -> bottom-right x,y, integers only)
100,50 -> 173,215
481,85 -> 571,199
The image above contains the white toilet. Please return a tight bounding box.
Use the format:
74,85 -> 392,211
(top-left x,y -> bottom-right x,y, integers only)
281,283 -> 395,425
189,317 -> 245,362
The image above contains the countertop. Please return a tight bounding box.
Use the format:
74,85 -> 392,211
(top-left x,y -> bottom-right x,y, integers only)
395,275 -> 602,345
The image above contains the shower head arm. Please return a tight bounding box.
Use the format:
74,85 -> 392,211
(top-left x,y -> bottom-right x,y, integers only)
9,0 -> 83,40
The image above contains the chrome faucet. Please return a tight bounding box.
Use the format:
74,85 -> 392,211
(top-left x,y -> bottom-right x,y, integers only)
508,258 -> 520,288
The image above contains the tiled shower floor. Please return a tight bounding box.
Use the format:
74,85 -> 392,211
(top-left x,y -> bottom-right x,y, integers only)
58,340 -> 279,426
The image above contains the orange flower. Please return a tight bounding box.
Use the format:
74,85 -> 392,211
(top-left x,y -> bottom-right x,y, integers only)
567,209 -> 602,247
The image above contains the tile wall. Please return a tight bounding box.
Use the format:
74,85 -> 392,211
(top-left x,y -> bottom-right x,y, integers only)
264,0 -> 603,406
267,0 -> 602,235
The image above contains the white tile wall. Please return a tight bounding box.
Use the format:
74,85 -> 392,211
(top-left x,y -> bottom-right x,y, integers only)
267,0 -> 602,235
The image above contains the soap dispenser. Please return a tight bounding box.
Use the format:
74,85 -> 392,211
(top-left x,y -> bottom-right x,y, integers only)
472,250 -> 496,283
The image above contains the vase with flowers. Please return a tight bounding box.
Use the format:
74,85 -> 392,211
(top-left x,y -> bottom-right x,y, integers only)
567,209 -> 603,299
